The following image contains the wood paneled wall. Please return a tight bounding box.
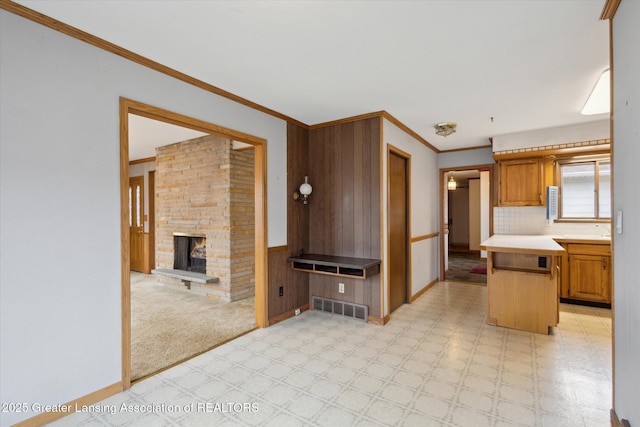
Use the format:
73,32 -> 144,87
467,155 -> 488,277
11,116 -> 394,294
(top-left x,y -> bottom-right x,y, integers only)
308,118 -> 382,317
267,123 -> 310,320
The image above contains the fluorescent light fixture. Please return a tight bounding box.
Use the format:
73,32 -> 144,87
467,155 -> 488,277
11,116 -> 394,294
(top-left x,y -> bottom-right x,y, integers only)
581,69 -> 610,115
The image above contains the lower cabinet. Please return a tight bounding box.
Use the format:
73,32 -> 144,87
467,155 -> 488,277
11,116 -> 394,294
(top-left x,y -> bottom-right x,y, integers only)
560,243 -> 611,304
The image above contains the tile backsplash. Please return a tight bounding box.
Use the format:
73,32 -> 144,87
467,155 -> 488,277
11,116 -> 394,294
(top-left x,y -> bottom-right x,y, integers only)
493,206 -> 611,236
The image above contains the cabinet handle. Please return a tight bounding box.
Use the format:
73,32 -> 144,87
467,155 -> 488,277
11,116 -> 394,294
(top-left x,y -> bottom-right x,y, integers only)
602,258 -> 607,270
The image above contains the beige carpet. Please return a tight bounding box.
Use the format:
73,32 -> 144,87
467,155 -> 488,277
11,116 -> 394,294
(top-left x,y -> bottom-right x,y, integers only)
131,272 -> 256,381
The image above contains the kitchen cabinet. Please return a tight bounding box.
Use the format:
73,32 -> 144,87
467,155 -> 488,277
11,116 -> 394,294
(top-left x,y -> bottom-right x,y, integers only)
498,158 -> 544,206
559,242 -> 611,304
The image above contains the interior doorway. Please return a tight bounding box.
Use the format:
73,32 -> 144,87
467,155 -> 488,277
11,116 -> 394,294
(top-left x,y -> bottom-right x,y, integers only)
120,98 -> 268,388
388,146 -> 411,313
440,165 -> 493,284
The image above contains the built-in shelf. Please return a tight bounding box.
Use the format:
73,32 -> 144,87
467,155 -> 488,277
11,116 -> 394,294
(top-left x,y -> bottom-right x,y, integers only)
287,254 -> 381,279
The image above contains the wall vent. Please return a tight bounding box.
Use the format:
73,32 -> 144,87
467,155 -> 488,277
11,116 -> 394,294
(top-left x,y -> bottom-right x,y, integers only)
546,186 -> 558,220
311,296 -> 368,322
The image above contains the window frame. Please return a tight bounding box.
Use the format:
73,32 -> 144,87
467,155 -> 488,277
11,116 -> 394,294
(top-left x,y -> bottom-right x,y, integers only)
555,154 -> 611,222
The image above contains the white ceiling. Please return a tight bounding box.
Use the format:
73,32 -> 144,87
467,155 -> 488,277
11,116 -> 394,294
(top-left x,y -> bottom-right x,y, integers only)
17,0 -> 610,152
128,114 -> 208,160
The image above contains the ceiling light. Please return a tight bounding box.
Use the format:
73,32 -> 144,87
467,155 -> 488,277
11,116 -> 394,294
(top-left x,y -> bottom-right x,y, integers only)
435,122 -> 457,137
581,69 -> 610,115
447,174 -> 457,191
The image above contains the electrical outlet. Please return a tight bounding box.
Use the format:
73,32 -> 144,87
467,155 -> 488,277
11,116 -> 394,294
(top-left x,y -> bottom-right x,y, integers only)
278,286 -> 283,297
295,308 -> 301,316
338,283 -> 345,293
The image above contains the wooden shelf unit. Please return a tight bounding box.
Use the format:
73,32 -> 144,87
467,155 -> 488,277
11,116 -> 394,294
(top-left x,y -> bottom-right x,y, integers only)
287,254 -> 381,279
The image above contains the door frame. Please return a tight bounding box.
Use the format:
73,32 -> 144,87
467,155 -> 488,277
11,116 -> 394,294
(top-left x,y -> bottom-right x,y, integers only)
439,164 -> 494,281
119,97 -> 269,389
387,145 -> 412,312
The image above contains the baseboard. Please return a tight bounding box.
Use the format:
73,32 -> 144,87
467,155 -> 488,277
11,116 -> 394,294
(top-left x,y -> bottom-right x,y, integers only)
368,314 -> 389,325
610,409 -> 631,427
268,304 -> 310,325
13,382 -> 122,427
410,277 -> 438,302
560,297 -> 611,309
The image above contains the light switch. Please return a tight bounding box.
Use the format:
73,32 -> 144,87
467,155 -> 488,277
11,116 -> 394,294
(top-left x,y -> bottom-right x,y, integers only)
616,210 -> 623,234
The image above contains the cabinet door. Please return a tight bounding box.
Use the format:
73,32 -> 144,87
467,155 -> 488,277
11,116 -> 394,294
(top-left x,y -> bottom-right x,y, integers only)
499,159 -> 543,206
568,254 -> 611,303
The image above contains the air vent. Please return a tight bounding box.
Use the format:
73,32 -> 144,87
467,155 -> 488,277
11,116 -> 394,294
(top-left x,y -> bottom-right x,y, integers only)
311,296 -> 368,322
546,186 -> 558,220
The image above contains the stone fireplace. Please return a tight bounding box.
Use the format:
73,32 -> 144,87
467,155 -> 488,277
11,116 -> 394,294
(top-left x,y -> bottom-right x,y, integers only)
154,134 -> 255,302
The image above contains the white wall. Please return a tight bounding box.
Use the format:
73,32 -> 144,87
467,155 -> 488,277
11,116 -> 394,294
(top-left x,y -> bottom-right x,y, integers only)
612,2 -> 640,424
0,11 -> 287,426
492,120 -> 609,152
438,147 -> 494,170
382,119 -> 439,312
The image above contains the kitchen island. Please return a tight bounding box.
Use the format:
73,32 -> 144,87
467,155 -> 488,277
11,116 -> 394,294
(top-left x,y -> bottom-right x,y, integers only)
480,235 -> 566,334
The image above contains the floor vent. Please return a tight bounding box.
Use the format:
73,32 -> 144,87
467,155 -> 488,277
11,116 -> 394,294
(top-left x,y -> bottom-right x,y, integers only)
312,296 -> 368,322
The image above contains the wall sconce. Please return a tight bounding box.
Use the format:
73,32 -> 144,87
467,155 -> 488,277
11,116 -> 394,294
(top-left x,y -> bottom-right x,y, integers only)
293,176 -> 313,204
447,174 -> 457,191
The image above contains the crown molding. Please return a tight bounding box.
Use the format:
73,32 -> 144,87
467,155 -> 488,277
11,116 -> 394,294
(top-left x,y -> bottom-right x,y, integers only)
0,0 -> 309,129
600,0 -> 621,20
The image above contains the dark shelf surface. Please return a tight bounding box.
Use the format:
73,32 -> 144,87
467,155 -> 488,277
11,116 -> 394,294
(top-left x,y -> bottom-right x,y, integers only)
287,253 -> 381,270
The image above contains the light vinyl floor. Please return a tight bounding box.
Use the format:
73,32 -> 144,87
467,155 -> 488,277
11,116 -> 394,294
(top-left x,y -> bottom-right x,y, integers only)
50,281 -> 611,426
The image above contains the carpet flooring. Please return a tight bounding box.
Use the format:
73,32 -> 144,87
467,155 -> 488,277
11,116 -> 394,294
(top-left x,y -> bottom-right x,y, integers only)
445,251 -> 487,284
131,272 -> 256,381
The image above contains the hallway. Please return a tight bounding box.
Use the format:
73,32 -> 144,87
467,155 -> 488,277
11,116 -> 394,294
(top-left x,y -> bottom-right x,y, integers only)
446,251 -> 487,284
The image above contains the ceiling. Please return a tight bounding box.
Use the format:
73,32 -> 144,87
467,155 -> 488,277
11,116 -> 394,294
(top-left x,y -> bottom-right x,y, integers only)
16,0 -> 610,153
128,115 -> 208,160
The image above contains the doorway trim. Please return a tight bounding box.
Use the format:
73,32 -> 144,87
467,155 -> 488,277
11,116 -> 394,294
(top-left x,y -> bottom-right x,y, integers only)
439,164 -> 494,281
119,97 -> 269,389
387,144 -> 412,312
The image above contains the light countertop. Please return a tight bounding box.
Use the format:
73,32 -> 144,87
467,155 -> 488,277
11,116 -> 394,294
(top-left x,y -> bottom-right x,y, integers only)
552,235 -> 611,244
480,235 -> 566,255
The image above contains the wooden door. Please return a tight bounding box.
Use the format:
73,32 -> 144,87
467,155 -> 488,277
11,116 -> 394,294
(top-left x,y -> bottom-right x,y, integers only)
129,176 -> 145,272
389,151 -> 408,312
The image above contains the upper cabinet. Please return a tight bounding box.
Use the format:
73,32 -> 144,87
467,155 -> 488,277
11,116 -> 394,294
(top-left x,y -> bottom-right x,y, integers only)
498,158 -> 544,206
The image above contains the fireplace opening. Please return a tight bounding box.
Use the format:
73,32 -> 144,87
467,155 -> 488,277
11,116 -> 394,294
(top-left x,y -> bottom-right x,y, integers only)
173,234 -> 206,274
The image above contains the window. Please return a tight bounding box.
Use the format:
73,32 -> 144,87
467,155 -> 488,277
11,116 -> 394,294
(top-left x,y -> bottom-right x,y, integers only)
558,156 -> 610,220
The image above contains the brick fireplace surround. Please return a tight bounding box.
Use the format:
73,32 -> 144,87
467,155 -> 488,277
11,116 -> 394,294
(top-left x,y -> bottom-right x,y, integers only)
155,134 -> 255,302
